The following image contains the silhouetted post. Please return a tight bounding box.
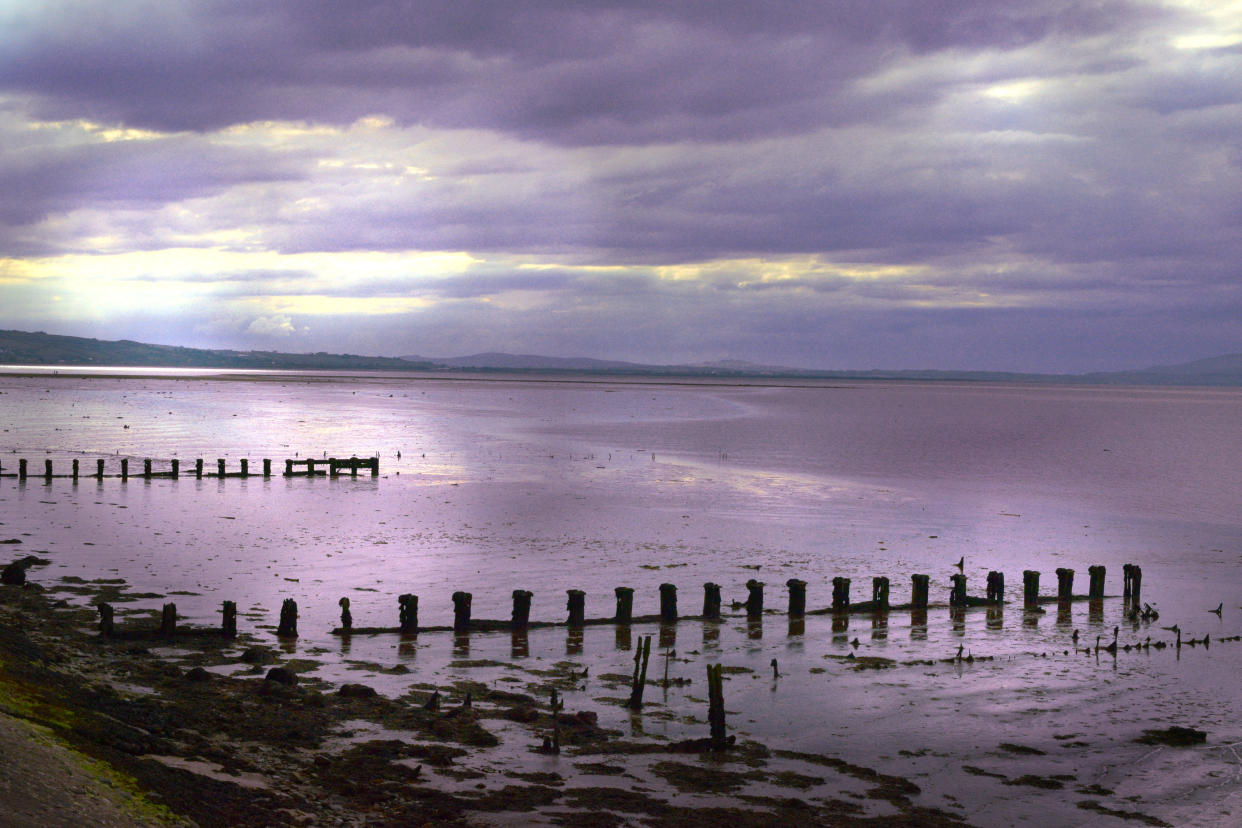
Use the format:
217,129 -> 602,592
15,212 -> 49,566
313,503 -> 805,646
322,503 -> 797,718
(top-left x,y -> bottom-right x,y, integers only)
18,459 -> 26,480
350,456 -> 358,477
370,457 -> 379,476
240,459 -> 249,477
1088,565 -> 1105,601
277,598 -> 298,638
217,459 -> 225,477
97,603 -> 114,637
786,578 -> 806,618
832,576 -> 851,613
263,458 -> 271,477
1023,570 -> 1040,609
659,583 -> 677,623
1127,565 -> 1142,604
398,594 -> 418,633
1122,564 -> 1134,599
452,591 -> 472,631
222,600 -> 237,638
986,571 -> 1005,604
512,589 -> 533,629
1055,568 -> 1074,603
144,459 -> 152,479
306,459 -> 315,476
872,576 -> 890,609
745,579 -> 764,619
195,458 -> 203,479
566,589 -> 585,626
707,663 -> 727,749
120,458 -> 128,480
284,459 -> 293,477
96,459 -> 105,479
72,459 -> 79,480
949,574 -> 967,606
170,459 -> 179,477
628,635 -> 652,709
160,603 -> 177,636
44,459 -> 52,481
338,597 -> 352,630
702,582 -> 721,619
911,574 -> 930,609
614,587 -> 634,624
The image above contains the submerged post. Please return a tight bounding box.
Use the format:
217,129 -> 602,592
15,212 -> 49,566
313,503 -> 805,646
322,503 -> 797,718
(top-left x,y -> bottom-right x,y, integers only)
452,591 -> 472,631
512,590 -> 533,629
745,579 -> 764,619
659,583 -> 678,623
911,574 -> 930,609
1023,570 -> 1040,609
702,582 -> 721,620
949,574 -> 967,607
277,598 -> 298,638
1088,565 -> 1106,601
222,600 -> 237,638
398,594 -> 418,633
614,586 -> 634,624
1055,568 -> 1075,603
832,576 -> 851,613
160,603 -> 177,636
566,589 -> 586,627
872,576 -> 890,609
786,578 -> 806,618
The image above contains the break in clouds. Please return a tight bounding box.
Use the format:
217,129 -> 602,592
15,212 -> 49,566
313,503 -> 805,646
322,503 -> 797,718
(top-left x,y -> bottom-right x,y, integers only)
1,0 -> 1241,371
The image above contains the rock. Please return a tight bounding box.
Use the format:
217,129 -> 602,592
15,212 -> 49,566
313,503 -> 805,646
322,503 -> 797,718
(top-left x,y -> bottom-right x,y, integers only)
338,683 -> 377,699
265,666 -> 298,686
1135,726 -> 1207,746
185,667 -> 211,682
241,647 -> 274,664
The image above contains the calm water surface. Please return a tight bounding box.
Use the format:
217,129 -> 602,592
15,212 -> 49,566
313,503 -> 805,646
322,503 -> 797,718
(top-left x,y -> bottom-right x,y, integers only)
2,369 -> 1241,825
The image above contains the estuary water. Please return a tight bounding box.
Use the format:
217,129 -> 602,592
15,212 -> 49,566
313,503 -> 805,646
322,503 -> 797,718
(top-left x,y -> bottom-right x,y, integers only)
2,368 -> 1241,825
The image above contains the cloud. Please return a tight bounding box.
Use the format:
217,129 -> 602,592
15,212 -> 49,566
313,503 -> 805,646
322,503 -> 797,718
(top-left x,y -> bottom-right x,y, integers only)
245,313 -> 297,336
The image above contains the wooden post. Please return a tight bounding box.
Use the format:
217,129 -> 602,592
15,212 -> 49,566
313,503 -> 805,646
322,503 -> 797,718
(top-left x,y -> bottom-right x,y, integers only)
1023,570 -> 1040,608
97,603 -> 114,637
786,578 -> 806,618
338,597 -> 352,630
566,589 -> 585,626
1055,568 -> 1074,603
1127,565 -> 1142,604
659,583 -> 678,623
263,458 -> 271,477
986,571 -> 1005,604
18,459 -> 26,480
512,589 -> 533,628
832,576 -> 851,612
170,459 -> 179,477
307,459 -> 315,476
143,458 -> 152,479
452,591 -> 472,631
628,635 -> 652,709
120,458 -> 128,480
350,456 -> 358,477
217,458 -> 225,477
702,582 -> 721,620
911,574 -> 930,609
745,579 -> 764,619
96,459 -> 105,479
284,459 -> 293,477
1122,564 -> 1133,599
707,663 -> 727,748
195,458 -> 203,479
949,574 -> 967,606
872,576 -> 890,609
240,458 -> 249,477
370,457 -> 379,476
614,586 -> 634,624
1088,565 -> 1105,601
329,458 -> 339,477
160,603 -> 177,636
277,598 -> 298,638
72,459 -> 79,481
44,459 -> 52,481
222,600 -> 237,638
398,594 -> 418,633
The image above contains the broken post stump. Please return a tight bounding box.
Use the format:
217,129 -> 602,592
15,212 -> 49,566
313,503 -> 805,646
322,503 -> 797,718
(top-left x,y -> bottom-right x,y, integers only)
18,459 -> 26,480
949,573 -> 967,607
398,594 -> 418,633
263,458 -> 271,477
566,589 -> 585,626
1124,564 -> 1142,604
96,459 -> 105,479
240,458 -> 249,477
222,600 -> 237,638
911,574 -> 930,609
72,459 -> 79,480
1088,565 -> 1106,601
745,579 -> 764,619
277,598 -> 298,638
44,459 -> 52,481
786,578 -> 806,618
614,587 -> 634,624
160,603 -> 177,636
707,663 -> 727,749
512,589 -> 533,629
1023,570 -> 1040,609
217,458 -> 225,477
832,576 -> 851,613
97,603 -> 114,637
628,634 -> 652,709
170,459 -> 179,477
144,459 -> 152,479
986,571 -> 1005,604
338,597 -> 352,630
284,459 -> 293,477
659,583 -> 678,623
452,591 -> 472,631
872,576 -> 890,610
702,582 -> 721,620
121,458 -> 128,480
195,458 -> 203,479
1055,568 -> 1075,603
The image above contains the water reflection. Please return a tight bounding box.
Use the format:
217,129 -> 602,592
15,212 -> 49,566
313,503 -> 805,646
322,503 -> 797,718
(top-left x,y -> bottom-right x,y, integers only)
910,609 -> 927,641
949,606 -> 966,636
566,627 -> 583,656
871,612 -> 888,642
452,630 -> 470,658
701,620 -> 719,649
747,618 -> 763,640
615,625 -> 632,651
986,604 -> 1003,631
1088,599 -> 1104,625
787,617 -> 805,638
511,628 -> 529,658
832,614 -> 849,639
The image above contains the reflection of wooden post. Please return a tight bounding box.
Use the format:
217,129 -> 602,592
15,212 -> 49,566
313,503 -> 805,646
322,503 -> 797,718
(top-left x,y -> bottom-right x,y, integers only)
659,583 -> 677,623
786,579 -> 806,618
614,587 -> 634,624
745,579 -> 764,619
566,589 -> 585,626
1023,570 -> 1040,608
832,577 -> 851,612
702,582 -> 721,619
1088,565 -> 1105,601
1055,568 -> 1074,603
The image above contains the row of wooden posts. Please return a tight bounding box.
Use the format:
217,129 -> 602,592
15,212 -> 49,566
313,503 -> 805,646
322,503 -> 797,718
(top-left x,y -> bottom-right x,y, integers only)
0,456 -> 378,480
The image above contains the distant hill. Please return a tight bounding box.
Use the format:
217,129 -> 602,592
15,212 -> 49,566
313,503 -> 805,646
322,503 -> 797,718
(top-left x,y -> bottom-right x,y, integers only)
4,329 -> 1242,385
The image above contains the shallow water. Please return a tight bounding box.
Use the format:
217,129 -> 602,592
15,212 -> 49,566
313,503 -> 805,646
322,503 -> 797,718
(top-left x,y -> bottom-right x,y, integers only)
2,369 -> 1241,825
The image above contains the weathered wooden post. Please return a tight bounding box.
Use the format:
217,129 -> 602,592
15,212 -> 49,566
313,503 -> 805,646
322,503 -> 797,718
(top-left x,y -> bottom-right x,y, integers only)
452,591 -> 472,631
195,458 -> 203,479
1023,570 -> 1040,608
121,458 -> 129,480
745,579 -> 764,619
263,458 -> 271,477
398,594 -> 418,633
97,603 -> 114,637
1128,565 -> 1142,604
338,597 -> 352,630
1122,563 -> 1134,599
832,576 -> 851,613
659,583 -> 677,623
707,663 -> 727,748
96,459 -> 105,479
786,578 -> 806,618
43,459 -> 52,481
284,459 -> 293,477
240,459 -> 249,477
566,589 -> 586,626
1088,565 -> 1105,601
614,586 -> 634,624
350,456 -> 358,477
144,459 -> 152,479
1055,568 -> 1074,603
277,598 -> 298,637
370,457 -> 379,476
872,576 -> 890,609
217,459 -> 225,477
160,603 -> 177,636
72,459 -> 79,480
308,459 -> 317,476
986,571 -> 1005,604
949,573 -> 967,606
170,459 -> 179,477
222,600 -> 237,638
509,589 -> 533,629
627,635 -> 652,709
911,574 -> 930,609
702,582 -> 722,619
18,459 -> 26,480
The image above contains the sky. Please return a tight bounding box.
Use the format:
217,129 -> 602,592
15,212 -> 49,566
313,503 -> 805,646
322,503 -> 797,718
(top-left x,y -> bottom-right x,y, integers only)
1,1 -> 1241,372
